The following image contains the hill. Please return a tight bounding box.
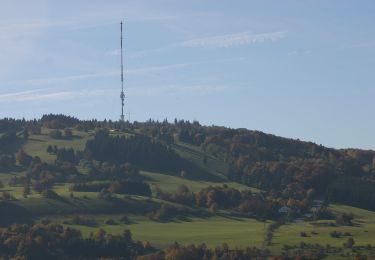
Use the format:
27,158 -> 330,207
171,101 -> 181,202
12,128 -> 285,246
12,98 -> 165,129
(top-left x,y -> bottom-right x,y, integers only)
1,114 -> 375,259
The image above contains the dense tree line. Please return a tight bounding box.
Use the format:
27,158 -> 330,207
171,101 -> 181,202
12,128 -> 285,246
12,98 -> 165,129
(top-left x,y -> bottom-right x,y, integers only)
41,114 -> 80,129
0,223 -> 153,259
0,118 -> 23,133
71,180 -> 152,196
156,184 -> 280,219
85,130 -> 182,173
0,131 -> 17,151
0,154 -> 15,170
327,178 -> 375,210
199,128 -> 375,207
139,242 -> 269,260
81,160 -> 141,181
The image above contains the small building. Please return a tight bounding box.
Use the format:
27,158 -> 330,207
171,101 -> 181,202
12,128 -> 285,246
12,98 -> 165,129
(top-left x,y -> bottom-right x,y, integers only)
278,206 -> 291,214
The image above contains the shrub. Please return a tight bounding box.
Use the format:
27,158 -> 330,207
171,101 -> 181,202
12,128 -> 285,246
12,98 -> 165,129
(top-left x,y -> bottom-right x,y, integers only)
42,189 -> 60,199
336,213 -> 354,226
49,130 -> 63,139
71,215 -> 97,227
120,215 -> 131,224
15,150 -> 33,167
64,128 -> 73,138
330,230 -> 341,238
105,219 -> 116,225
343,238 -> 355,248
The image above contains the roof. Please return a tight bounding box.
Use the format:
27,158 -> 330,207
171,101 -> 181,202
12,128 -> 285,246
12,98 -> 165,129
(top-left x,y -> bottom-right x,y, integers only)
278,206 -> 291,213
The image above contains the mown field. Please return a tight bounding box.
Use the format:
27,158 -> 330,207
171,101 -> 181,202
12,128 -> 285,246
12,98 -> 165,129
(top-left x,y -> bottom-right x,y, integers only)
46,214 -> 268,248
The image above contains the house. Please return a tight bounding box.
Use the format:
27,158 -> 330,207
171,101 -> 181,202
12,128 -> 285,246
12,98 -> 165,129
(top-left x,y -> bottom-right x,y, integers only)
278,206 -> 291,214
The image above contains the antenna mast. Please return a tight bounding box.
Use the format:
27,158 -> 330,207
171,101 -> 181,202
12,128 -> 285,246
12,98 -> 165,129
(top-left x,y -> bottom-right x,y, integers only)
120,21 -> 125,122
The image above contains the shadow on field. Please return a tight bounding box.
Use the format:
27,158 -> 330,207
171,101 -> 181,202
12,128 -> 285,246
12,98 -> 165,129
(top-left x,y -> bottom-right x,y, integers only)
217,213 -> 246,222
28,138 -> 46,142
0,201 -> 33,226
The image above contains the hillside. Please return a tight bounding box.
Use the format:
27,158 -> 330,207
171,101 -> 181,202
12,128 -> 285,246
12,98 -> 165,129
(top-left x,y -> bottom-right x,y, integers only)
1,115 -> 375,259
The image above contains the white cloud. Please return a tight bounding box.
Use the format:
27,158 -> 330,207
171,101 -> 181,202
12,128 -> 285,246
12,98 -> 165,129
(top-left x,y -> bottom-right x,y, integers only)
182,31 -> 286,48
0,88 -> 115,103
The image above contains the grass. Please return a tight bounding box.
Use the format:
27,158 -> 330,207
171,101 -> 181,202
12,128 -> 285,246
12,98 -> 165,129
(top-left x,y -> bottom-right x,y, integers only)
54,214 -> 268,248
174,142 -> 229,181
270,204 -> 375,255
142,170 -> 259,193
22,128 -> 92,163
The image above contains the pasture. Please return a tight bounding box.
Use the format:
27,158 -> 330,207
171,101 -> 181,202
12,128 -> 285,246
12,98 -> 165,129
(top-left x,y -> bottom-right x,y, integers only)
53,214 -> 268,248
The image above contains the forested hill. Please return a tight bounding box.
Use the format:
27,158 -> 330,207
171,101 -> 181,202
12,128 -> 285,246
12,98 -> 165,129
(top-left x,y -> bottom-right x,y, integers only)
1,114 -> 375,210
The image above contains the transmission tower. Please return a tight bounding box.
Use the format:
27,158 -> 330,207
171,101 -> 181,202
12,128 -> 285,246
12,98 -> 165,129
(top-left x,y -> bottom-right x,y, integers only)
120,21 -> 125,122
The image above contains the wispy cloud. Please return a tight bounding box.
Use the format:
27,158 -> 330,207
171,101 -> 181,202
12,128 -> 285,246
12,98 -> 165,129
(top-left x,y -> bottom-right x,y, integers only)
14,57 -> 244,86
0,88 -> 115,103
14,63 -> 189,86
344,41 -> 375,49
0,82 -> 231,103
288,48 -> 311,56
129,84 -> 230,97
182,31 -> 286,48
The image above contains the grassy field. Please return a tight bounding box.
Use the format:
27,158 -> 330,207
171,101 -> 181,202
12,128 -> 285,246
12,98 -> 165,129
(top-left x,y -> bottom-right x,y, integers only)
54,215 -> 268,248
271,204 -> 375,256
22,128 -> 92,163
174,142 -> 229,181
141,170 -> 259,193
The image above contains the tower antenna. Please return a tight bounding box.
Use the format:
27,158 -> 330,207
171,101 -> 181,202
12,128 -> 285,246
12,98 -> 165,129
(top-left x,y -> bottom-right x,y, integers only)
120,21 -> 125,122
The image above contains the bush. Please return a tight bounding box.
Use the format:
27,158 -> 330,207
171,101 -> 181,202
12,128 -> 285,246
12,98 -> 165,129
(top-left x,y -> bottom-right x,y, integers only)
49,130 -> 63,139
71,215 -> 97,227
1,191 -> 14,201
343,238 -> 355,248
105,219 -> 116,225
64,128 -> 73,137
336,213 -> 354,226
42,189 -> 60,199
120,215 -> 131,224
330,230 -> 342,238
15,150 -> 33,167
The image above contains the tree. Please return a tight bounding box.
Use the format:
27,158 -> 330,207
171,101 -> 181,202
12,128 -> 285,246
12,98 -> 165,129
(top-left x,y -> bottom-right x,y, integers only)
176,184 -> 190,195
23,128 -> 29,140
49,130 -> 62,139
180,170 -> 188,178
203,156 -> 208,165
336,213 -> 354,226
93,228 -> 106,243
46,145 -> 53,154
23,181 -> 31,198
64,128 -> 73,138
123,229 -> 132,243
15,150 -> 33,167
344,238 -> 355,248
209,203 -> 218,213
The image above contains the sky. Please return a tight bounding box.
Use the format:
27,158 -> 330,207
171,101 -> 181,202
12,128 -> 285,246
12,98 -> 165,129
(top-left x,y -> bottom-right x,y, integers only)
0,1 -> 375,150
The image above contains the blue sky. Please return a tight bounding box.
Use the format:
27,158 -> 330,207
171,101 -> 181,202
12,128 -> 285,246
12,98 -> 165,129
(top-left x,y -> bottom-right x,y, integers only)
0,1 -> 375,149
